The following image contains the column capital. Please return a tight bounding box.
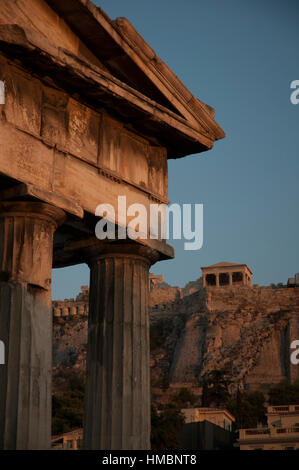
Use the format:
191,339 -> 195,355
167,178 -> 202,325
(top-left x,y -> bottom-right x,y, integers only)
0,201 -> 65,289
83,241 -> 160,268
0,201 -> 66,228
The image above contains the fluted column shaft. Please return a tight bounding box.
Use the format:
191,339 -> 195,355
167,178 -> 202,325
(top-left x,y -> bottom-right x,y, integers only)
84,244 -> 158,450
0,202 -> 65,450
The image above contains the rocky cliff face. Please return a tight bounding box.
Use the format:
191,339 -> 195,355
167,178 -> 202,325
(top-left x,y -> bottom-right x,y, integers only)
169,287 -> 299,390
53,316 -> 88,392
52,280 -> 299,400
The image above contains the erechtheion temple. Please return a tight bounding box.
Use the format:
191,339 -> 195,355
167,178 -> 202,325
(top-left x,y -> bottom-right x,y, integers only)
0,0 -> 224,450
202,262 -> 253,288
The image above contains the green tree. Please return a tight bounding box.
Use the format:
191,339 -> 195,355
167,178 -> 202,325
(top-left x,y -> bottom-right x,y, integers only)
226,390 -> 267,429
268,381 -> 299,405
172,388 -> 196,408
201,370 -> 231,407
151,404 -> 185,450
52,373 -> 85,435
150,322 -> 165,350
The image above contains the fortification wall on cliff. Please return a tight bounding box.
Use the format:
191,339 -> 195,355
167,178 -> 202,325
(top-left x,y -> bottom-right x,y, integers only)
52,280 -> 299,396
205,285 -> 299,314
167,286 -> 299,392
53,286 -> 90,318
52,277 -> 204,317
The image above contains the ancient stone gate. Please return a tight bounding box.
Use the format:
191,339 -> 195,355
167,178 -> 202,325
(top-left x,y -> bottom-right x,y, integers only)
0,0 -> 224,449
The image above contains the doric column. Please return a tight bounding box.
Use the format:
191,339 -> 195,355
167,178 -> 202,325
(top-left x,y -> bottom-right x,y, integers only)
216,273 -> 220,287
0,201 -> 65,450
83,243 -> 159,450
229,272 -> 233,286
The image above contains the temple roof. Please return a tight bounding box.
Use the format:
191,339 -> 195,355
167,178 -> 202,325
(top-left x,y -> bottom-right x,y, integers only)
0,0 -> 224,158
202,262 -> 253,274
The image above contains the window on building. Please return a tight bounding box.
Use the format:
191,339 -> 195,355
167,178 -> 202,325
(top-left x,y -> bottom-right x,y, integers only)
206,274 -> 216,286
232,272 -> 243,284
65,440 -> 73,449
219,273 -> 229,286
224,419 -> 231,431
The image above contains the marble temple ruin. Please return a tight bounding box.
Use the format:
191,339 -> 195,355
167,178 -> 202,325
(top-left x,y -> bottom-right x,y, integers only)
0,0 -> 224,450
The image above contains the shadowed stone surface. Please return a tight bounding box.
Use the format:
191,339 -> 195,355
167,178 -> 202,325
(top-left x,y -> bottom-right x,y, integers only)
84,245 -> 158,450
0,0 -> 224,450
0,202 -> 64,449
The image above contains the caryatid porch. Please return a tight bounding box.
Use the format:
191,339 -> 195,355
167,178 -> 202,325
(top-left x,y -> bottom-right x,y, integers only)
0,0 -> 224,450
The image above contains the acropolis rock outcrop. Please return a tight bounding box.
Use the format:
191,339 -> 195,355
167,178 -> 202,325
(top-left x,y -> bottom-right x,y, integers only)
53,276 -> 299,399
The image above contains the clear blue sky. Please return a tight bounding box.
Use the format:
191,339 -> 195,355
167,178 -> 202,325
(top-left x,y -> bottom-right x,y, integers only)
52,0 -> 299,299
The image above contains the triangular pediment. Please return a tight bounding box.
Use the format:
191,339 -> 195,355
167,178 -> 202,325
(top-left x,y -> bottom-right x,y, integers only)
205,262 -> 242,268
44,0 -> 225,147
0,0 -> 225,158
202,262 -> 253,274
0,0 -> 107,71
